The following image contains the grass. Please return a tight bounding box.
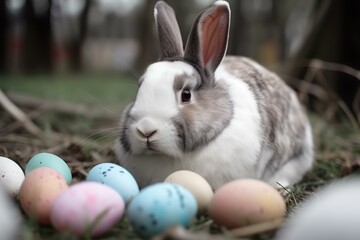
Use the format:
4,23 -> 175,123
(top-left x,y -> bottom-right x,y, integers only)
0,73 -> 138,110
0,73 -> 359,239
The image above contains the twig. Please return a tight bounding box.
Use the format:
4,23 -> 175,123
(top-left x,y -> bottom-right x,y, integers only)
0,89 -> 43,137
315,71 -> 360,132
309,59 -> 360,80
277,182 -> 298,206
224,218 -> 283,237
6,92 -> 117,120
299,59 -> 360,128
298,67 -> 317,104
154,225 -> 229,240
353,88 -> 360,125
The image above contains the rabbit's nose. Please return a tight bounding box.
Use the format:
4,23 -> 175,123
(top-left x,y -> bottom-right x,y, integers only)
135,117 -> 158,139
136,128 -> 157,139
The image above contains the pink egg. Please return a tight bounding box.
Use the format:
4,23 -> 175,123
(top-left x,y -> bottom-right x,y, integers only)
19,167 -> 68,224
50,182 -> 125,237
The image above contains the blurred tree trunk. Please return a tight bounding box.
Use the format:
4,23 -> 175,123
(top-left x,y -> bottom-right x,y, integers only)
227,0 -> 247,56
22,0 -> 53,73
135,0 -> 158,72
0,1 -> 8,73
288,0 -> 360,114
67,0 -> 91,72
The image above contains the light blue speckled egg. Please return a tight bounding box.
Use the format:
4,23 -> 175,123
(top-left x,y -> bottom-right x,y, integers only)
86,163 -> 139,203
25,152 -> 72,184
127,183 -> 198,237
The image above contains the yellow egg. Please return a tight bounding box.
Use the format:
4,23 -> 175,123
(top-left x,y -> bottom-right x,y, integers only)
209,179 -> 285,229
19,167 -> 68,225
164,170 -> 213,214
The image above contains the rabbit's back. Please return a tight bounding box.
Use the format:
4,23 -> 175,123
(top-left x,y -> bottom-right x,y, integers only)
221,56 -> 313,185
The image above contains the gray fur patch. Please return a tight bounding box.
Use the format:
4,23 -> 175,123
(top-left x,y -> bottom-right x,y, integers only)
173,73 -> 201,93
172,75 -> 233,152
222,56 -> 312,177
119,102 -> 134,153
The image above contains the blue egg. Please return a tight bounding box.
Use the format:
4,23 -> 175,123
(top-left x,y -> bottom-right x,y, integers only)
127,183 -> 198,237
86,163 -> 139,203
25,152 -> 72,184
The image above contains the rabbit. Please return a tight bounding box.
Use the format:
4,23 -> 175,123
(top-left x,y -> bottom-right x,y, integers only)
115,0 -> 314,190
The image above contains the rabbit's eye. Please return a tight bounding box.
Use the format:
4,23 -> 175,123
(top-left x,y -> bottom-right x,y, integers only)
181,89 -> 191,103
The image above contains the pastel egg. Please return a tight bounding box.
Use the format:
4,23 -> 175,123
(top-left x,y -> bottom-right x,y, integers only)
50,182 -> 125,237
127,183 -> 198,238
0,186 -> 22,240
19,167 -> 68,224
164,170 -> 213,214
25,152 -> 72,184
209,179 -> 286,229
86,163 -> 139,203
0,156 -> 25,197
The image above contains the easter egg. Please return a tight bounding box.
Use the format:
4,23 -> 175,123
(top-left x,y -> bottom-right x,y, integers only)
0,156 -> 25,197
209,179 -> 285,229
86,163 -> 139,203
19,167 -> 68,224
25,152 -> 72,184
164,170 -> 213,214
275,177 -> 360,240
0,186 -> 22,240
127,183 -> 198,238
50,182 -> 125,237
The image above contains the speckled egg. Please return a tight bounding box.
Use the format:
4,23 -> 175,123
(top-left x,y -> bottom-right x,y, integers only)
0,156 -> 25,197
25,152 -> 72,184
86,163 -> 139,203
164,170 -> 213,214
50,182 -> 125,237
127,183 -> 198,238
19,167 -> 68,224
209,179 -> 286,229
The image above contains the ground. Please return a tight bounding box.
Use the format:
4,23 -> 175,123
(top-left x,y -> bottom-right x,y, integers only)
0,74 -> 359,240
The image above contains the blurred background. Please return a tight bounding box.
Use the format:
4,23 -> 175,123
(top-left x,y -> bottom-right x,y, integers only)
0,0 -> 359,128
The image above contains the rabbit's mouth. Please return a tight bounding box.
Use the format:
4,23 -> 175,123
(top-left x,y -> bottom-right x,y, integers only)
146,140 -> 157,151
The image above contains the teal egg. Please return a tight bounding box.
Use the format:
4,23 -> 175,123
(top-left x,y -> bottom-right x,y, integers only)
86,163 -> 139,203
25,153 -> 72,184
127,183 -> 198,237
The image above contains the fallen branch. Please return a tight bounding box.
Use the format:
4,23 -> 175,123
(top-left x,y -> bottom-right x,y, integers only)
224,218 -> 283,237
0,89 -> 43,137
6,92 -> 117,120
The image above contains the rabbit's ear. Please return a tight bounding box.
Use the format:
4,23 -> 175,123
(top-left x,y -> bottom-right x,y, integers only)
154,1 -> 184,60
184,1 -> 230,75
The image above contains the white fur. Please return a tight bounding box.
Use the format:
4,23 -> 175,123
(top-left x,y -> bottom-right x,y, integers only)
268,122 -> 314,187
117,61 -> 263,189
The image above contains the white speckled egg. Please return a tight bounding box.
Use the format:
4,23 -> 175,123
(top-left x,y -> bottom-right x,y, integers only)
86,163 -> 139,203
164,170 -> 213,214
50,182 -> 125,237
127,183 -> 198,238
0,156 -> 25,197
